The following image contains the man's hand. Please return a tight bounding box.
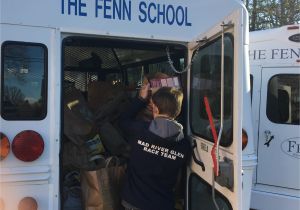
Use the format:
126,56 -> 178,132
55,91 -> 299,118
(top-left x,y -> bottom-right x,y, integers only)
139,83 -> 150,100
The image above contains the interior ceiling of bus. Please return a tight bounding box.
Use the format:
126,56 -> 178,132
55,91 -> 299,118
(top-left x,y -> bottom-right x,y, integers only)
63,37 -> 185,72
64,46 -> 166,71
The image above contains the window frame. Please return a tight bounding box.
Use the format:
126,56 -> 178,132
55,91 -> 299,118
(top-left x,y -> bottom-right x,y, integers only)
250,74 -> 253,104
1,41 -> 48,120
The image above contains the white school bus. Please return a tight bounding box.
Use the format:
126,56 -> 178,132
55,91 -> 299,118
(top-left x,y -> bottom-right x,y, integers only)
249,24 -> 300,210
0,0 -> 256,210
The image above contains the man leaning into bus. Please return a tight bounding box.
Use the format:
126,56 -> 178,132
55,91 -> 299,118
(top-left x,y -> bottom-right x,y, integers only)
119,83 -> 191,210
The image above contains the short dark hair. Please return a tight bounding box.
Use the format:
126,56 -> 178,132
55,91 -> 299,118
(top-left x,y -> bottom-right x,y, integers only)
152,87 -> 183,118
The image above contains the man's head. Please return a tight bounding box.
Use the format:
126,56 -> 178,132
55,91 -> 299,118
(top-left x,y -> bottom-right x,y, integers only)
151,87 -> 183,119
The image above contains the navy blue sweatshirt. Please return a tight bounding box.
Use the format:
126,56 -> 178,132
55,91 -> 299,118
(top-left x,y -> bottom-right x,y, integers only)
119,97 -> 190,210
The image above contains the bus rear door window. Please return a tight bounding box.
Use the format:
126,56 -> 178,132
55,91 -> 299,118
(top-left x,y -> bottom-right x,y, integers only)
190,35 -> 234,146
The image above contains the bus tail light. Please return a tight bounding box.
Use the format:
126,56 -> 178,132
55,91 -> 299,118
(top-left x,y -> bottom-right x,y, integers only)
0,133 -> 10,160
242,129 -> 248,150
18,197 -> 38,210
12,130 -> 44,162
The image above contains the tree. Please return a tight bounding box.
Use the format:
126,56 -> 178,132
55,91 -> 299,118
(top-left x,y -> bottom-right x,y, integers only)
4,86 -> 25,105
243,0 -> 300,31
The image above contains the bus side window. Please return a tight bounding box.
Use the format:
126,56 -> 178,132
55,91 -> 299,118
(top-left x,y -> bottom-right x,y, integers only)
277,89 -> 290,123
266,74 -> 300,125
189,174 -> 232,210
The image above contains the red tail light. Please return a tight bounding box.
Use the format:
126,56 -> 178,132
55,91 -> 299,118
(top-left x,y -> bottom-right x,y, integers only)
0,132 -> 10,160
12,130 -> 44,162
18,197 -> 38,210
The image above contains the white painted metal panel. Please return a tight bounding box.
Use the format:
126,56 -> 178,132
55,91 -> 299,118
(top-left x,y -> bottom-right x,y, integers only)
257,67 -> 300,190
1,0 -> 243,42
0,24 -> 60,210
187,7 -> 250,210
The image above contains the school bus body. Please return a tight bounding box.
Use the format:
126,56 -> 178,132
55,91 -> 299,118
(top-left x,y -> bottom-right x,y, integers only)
0,1 -> 255,210
249,24 -> 300,210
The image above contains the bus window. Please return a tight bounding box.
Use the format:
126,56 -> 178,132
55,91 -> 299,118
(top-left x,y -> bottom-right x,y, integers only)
266,74 -> 300,125
1,42 -> 47,120
64,71 -> 98,92
148,60 -> 177,76
190,35 -> 234,146
127,66 -> 144,87
189,173 -> 232,210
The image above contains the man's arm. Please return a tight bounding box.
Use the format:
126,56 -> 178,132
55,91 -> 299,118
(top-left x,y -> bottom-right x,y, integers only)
119,84 -> 150,134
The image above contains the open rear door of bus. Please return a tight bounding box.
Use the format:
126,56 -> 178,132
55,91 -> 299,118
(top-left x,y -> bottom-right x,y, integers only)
186,7 -> 248,210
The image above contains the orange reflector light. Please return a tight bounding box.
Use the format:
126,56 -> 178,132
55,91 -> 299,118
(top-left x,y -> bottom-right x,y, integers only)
12,130 -> 44,162
0,132 -> 10,160
0,198 -> 4,210
18,197 -> 38,210
242,130 -> 248,150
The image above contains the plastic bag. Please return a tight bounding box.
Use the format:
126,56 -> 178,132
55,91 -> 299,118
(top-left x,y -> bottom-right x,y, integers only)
81,157 -> 126,210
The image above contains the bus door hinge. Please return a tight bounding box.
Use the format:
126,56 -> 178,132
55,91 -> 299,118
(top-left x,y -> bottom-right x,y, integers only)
221,21 -> 234,29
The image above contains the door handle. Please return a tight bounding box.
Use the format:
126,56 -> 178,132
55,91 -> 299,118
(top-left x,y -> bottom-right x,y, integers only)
192,140 -> 205,171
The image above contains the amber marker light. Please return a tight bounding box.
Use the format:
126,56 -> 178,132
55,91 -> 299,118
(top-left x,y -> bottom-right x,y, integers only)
0,132 -> 10,160
242,129 -> 248,150
18,197 -> 38,210
0,198 -> 4,210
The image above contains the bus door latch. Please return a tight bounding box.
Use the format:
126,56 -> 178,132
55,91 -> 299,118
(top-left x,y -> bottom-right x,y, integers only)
215,157 -> 234,191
